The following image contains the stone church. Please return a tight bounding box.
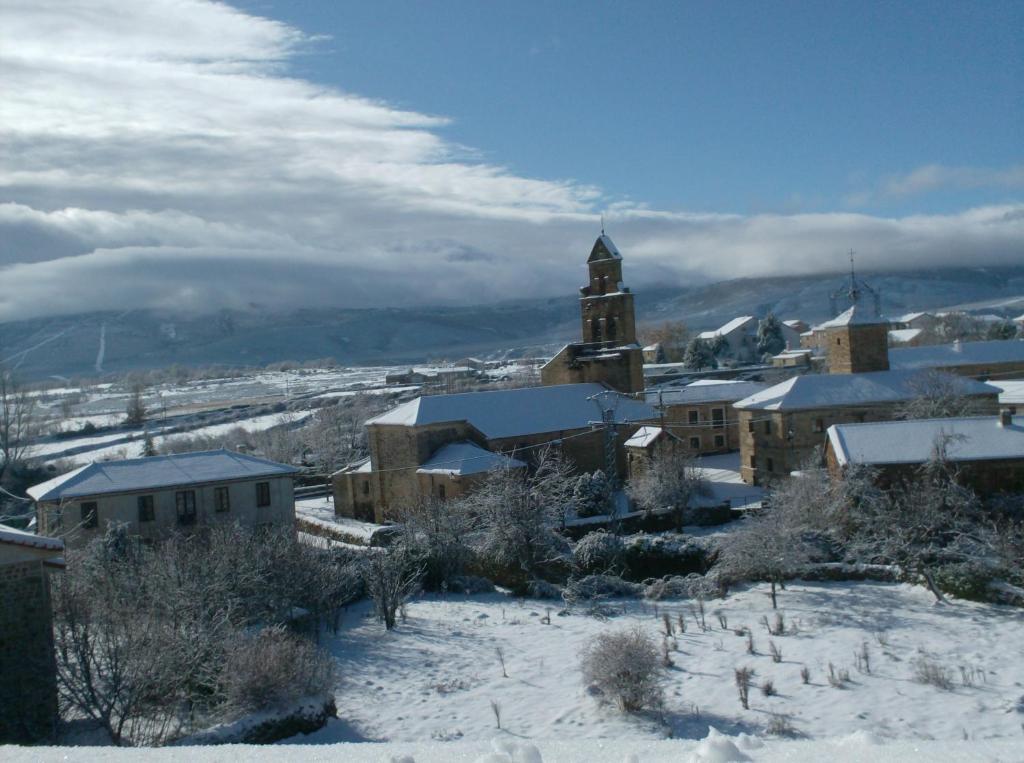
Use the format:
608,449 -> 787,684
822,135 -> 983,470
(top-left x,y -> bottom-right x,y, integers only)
540,234 -> 644,393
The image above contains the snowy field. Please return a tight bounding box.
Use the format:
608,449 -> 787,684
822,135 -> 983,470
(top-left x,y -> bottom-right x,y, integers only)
301,581 -> 1023,748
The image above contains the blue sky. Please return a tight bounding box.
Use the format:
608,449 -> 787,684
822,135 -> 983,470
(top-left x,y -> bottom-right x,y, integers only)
0,0 -> 1021,319
264,0 -> 1022,215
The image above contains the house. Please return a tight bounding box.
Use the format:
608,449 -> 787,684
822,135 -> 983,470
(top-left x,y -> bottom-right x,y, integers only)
734,370 -> 1000,484
30,449 -> 298,548
895,311 -> 938,332
772,348 -> 814,368
332,382 -> 658,522
825,412 -> 1024,497
624,426 -> 682,480
988,380 -> 1024,414
644,379 -> 768,455
698,316 -> 758,362
0,525 -> 64,743
541,234 -> 644,393
888,339 -> 1024,380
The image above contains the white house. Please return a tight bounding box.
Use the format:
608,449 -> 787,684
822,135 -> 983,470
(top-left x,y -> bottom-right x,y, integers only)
29,449 -> 298,548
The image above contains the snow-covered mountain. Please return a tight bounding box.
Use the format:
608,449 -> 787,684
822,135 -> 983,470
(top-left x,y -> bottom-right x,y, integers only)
3,266 -> 1023,380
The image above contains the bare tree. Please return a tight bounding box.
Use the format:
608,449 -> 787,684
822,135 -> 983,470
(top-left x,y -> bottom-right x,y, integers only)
716,471 -> 821,608
627,448 -> 710,531
363,545 -> 423,630
124,384 -> 147,427
0,366 -> 37,485
459,445 -> 576,578
399,497 -> 472,590
637,320 -> 691,363
899,370 -> 984,420
303,394 -> 380,475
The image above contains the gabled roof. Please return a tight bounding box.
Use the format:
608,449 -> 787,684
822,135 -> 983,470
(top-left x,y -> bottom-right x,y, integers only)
816,304 -> 889,329
888,328 -> 923,344
698,315 -> 756,340
828,416 -> 1024,466
889,339 -> 1024,371
28,449 -> 298,501
624,426 -> 679,449
645,379 -> 768,406
416,442 -> 526,476
366,383 -> 657,440
0,523 -> 64,552
588,234 -> 622,262
989,380 -> 1024,405
733,370 -> 997,412
898,311 -> 933,323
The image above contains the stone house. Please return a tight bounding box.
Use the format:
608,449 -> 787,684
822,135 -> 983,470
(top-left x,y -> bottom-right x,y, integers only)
332,383 -> 658,522
895,311 -> 939,332
888,328 -> 925,347
30,449 -> 298,548
624,426 -> 682,480
643,379 -> 768,455
825,411 -> 1024,497
697,316 -> 758,362
541,234 -> 644,394
0,525 -> 64,743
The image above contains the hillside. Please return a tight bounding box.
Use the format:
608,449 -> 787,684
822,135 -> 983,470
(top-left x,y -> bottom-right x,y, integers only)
2,266 -> 1022,380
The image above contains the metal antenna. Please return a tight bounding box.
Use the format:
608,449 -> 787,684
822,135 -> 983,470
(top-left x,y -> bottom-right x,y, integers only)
600,213 -> 605,236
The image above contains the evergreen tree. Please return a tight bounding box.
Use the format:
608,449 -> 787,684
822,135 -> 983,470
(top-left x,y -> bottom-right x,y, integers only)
125,384 -> 147,427
756,313 -> 786,357
682,337 -> 717,371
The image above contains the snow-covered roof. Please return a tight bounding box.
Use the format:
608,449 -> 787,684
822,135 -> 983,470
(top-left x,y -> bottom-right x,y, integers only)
898,311 -> 932,323
416,442 -> 526,476
588,234 -> 622,262
988,380 -> 1024,405
782,320 -> 805,328
366,383 -> 657,440
697,316 -> 756,340
815,304 -> 888,330
646,379 -> 768,406
733,370 -> 997,412
0,523 -> 64,552
889,339 -> 1024,371
28,449 -> 299,501
624,426 -> 679,449
888,328 -> 923,344
828,416 -> 1024,467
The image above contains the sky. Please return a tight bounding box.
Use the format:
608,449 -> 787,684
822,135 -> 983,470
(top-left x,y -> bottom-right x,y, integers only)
0,0 -> 1021,321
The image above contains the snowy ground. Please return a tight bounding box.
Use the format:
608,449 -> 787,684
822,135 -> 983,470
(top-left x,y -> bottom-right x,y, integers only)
300,581 -> 1024,748
694,453 -> 764,510
296,497 -> 382,544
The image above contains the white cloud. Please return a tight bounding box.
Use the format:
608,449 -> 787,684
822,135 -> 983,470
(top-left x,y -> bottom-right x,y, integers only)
847,164 -> 1024,206
1,1 -> 1022,322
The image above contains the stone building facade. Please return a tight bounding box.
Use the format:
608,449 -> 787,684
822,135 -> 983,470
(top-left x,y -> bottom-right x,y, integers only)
0,526 -> 64,744
541,235 -> 644,393
643,380 -> 767,456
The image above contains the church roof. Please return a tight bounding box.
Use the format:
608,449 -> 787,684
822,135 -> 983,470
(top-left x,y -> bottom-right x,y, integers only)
588,234 -> 623,262
416,442 -> 526,476
815,304 -> 889,329
889,339 -> 1024,371
366,383 -> 657,440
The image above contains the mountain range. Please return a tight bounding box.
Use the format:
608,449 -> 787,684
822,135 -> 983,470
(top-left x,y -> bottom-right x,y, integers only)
2,266 -> 1023,380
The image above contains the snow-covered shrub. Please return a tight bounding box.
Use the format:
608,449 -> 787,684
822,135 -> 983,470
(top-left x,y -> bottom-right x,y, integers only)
573,471 -> 613,518
220,626 -> 336,716
446,575 -> 496,594
931,561 -> 997,602
572,531 -> 625,575
563,574 -> 643,602
526,579 -> 562,599
620,533 -> 709,580
643,572 -> 724,601
580,627 -> 664,712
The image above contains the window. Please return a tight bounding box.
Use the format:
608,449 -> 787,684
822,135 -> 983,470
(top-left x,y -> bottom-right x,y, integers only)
749,456 -> 756,468
712,408 -> 725,429
689,436 -> 701,450
176,490 -> 197,525
438,484 -> 446,499
747,420 -> 754,433
256,481 -> 271,507
361,480 -> 370,496
214,486 -> 230,513
607,317 -> 617,340
813,418 -> 825,433
81,501 -> 98,529
714,434 -> 725,448
688,410 -> 699,424
836,337 -> 841,345
764,420 -> 772,435
137,495 -> 155,523
766,457 -> 774,473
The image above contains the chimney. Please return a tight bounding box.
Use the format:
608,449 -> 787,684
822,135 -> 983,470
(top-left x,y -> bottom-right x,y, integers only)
999,408 -> 1013,427
953,339 -> 962,353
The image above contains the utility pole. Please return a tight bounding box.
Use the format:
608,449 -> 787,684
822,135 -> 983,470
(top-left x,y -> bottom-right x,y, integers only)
588,390 -> 621,490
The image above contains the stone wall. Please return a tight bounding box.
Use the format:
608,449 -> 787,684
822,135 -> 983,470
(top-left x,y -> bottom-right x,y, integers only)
0,560 -> 58,743
660,401 -> 738,454
827,323 -> 891,374
540,344 -> 644,393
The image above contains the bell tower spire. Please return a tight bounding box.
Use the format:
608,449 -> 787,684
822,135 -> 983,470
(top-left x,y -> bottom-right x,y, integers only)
579,233 -> 637,345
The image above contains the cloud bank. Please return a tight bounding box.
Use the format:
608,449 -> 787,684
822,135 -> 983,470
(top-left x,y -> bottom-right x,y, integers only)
1,0 -> 1022,321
